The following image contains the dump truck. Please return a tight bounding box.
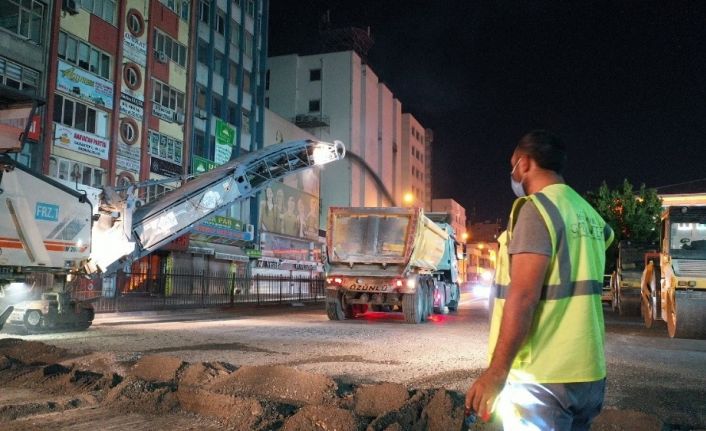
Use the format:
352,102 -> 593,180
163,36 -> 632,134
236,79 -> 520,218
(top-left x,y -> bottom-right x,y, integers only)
610,240 -> 655,316
641,193 -> 706,338
0,89 -> 346,332
324,207 -> 462,324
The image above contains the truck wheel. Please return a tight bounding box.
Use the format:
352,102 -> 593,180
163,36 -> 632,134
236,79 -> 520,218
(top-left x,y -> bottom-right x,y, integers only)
24,310 -> 43,333
447,284 -> 460,312
77,309 -> 93,330
434,283 -> 449,315
403,290 -> 424,324
326,290 -> 350,321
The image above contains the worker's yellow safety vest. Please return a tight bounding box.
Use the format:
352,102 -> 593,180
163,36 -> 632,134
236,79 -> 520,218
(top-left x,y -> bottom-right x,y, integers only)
490,184 -> 614,383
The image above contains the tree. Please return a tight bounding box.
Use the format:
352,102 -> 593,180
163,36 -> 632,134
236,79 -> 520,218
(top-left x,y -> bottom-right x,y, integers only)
585,180 -> 662,271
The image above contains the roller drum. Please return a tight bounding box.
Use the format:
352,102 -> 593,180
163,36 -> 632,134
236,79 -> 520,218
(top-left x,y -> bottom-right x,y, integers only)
669,290 -> 706,339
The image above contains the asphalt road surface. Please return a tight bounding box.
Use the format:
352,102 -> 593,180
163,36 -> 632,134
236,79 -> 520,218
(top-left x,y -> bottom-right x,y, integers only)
2,284 -> 705,429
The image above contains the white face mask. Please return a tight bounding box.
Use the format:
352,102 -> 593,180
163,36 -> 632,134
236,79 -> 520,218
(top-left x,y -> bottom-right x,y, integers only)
510,157 -> 526,197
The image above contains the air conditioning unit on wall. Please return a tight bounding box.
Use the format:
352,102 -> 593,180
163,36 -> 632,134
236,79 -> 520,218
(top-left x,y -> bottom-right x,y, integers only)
174,111 -> 185,125
62,0 -> 79,15
155,51 -> 168,63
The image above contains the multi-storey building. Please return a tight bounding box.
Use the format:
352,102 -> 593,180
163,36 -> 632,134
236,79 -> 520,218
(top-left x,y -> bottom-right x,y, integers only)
266,50 -> 404,227
0,0 -> 52,170
401,113 -> 430,210
180,0 -> 267,274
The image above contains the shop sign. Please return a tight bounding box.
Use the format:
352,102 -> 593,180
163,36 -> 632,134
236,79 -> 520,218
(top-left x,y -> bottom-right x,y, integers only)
152,103 -> 174,122
245,248 -> 262,259
150,156 -> 182,177
116,154 -> 140,173
117,141 -> 141,160
123,32 -> 147,66
256,259 -> 282,269
120,93 -> 144,119
214,119 -> 236,165
54,123 -> 109,160
192,155 -> 218,174
163,234 -> 190,251
27,115 -> 41,141
194,215 -> 252,241
57,60 -> 113,109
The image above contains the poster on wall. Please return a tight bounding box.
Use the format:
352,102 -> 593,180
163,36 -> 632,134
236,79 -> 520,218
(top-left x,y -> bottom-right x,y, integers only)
57,60 -> 114,109
54,123 -> 109,160
123,32 -> 147,66
258,181 -> 319,240
214,119 -> 236,165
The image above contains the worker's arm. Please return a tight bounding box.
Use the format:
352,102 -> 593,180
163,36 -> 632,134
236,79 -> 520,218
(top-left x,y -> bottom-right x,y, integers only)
465,251 -> 549,420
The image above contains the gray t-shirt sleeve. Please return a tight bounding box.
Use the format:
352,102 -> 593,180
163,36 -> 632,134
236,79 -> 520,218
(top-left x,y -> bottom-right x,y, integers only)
508,201 -> 553,256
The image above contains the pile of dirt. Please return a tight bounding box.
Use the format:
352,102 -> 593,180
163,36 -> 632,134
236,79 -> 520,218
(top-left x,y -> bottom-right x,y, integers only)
0,339 -> 502,430
130,354 -> 185,382
210,365 -> 338,406
177,361 -> 235,387
354,382 -> 410,417
0,338 -> 70,364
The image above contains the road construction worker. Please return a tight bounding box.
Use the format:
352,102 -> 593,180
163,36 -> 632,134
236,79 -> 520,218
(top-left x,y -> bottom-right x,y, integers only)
466,130 -> 614,430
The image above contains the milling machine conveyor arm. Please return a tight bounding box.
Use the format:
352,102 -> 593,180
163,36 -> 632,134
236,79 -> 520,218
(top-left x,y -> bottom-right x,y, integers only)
92,139 -> 345,275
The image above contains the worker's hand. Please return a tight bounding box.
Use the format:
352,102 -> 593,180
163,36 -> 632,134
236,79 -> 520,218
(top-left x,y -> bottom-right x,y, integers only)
465,367 -> 507,422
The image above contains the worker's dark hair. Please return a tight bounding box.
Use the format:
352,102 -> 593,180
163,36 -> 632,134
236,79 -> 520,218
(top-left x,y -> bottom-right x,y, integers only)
517,130 -> 566,174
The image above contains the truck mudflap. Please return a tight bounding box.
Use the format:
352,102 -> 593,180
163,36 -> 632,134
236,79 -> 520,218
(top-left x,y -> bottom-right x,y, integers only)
670,290 -> 706,339
0,306 -> 13,331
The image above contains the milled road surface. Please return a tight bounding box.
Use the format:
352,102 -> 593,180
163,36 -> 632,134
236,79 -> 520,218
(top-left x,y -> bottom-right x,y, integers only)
2,287 -> 706,429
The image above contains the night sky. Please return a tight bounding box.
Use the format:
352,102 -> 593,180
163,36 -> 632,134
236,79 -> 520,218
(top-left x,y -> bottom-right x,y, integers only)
268,0 -> 706,222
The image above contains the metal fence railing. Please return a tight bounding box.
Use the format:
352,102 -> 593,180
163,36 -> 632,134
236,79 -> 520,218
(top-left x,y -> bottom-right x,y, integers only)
72,270 -> 325,313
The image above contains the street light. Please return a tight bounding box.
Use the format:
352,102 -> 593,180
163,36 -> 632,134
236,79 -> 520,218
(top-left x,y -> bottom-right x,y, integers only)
403,192 -> 414,206
461,232 -> 469,242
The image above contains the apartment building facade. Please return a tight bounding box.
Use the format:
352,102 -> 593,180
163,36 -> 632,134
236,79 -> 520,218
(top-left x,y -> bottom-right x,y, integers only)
266,50 -> 405,228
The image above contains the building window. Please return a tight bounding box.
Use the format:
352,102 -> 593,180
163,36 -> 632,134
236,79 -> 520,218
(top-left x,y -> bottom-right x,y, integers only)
49,155 -> 105,187
193,130 -> 206,158
123,63 -> 141,90
151,80 -> 185,112
241,109 -> 250,134
309,69 -> 321,81
198,0 -> 209,23
228,102 -> 238,125
229,61 -> 239,86
212,94 -> 221,118
80,0 -> 116,25
195,85 -> 206,110
153,29 -> 187,68
58,32 -> 111,79
149,130 -> 183,165
242,70 -> 250,93
244,31 -> 253,57
159,0 -> 189,21
214,50 -> 225,76
53,94 -> 109,137
119,117 -> 139,145
230,19 -> 240,46
146,184 -> 173,203
126,9 -> 145,37
308,99 -> 320,113
0,56 -> 39,95
246,0 -> 255,17
0,0 -> 44,44
216,11 -> 226,35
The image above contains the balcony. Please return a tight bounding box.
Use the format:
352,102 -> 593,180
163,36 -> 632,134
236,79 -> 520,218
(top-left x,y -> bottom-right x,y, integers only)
293,114 -> 330,129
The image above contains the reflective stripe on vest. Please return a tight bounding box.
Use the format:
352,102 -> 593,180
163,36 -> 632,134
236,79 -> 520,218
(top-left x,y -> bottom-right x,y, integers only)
489,184 -> 614,384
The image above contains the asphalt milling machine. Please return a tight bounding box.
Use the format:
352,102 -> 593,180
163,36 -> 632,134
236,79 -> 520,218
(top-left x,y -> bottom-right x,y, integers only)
0,90 -> 346,332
